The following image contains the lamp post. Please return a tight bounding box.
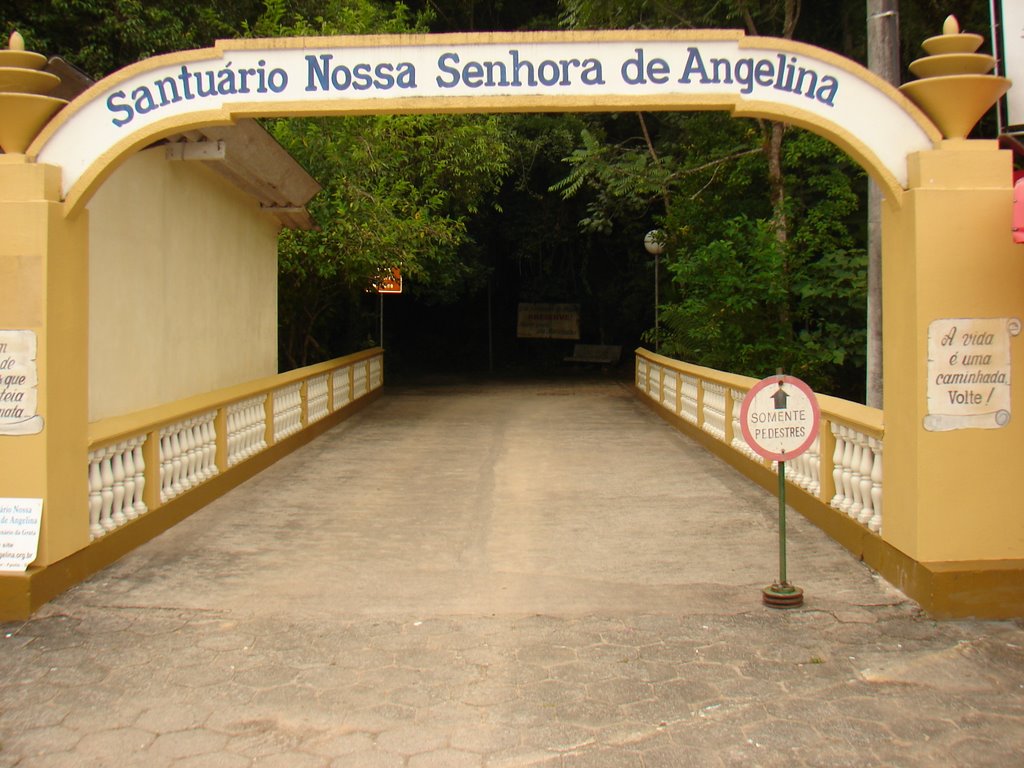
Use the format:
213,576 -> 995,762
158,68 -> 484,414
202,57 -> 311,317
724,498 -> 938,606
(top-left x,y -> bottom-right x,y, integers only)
644,230 -> 665,352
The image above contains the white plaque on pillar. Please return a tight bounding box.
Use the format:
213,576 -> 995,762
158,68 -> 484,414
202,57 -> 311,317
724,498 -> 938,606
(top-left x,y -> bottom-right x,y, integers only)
0,330 -> 44,435
925,317 -> 1019,431
0,498 -> 43,571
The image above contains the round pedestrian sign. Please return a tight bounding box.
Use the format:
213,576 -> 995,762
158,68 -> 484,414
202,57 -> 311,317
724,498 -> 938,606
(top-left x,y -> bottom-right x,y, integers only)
740,375 -> 820,462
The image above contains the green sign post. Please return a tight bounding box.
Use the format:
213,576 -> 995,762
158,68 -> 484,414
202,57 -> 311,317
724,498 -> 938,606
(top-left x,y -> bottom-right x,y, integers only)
740,374 -> 821,608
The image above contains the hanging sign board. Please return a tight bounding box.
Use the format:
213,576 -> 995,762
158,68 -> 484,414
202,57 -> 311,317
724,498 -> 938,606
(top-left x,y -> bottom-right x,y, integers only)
740,375 -> 821,462
517,303 -> 580,339
373,267 -> 403,294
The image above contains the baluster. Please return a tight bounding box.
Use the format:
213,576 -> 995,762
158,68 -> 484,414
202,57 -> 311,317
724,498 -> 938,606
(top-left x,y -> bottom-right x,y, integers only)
839,430 -> 856,514
258,397 -> 269,449
203,418 -> 217,478
800,444 -> 814,490
99,448 -> 116,532
191,421 -> 205,481
170,429 -> 184,495
846,432 -> 864,518
869,439 -> 883,533
226,407 -> 238,462
239,403 -> 252,459
121,442 -> 138,521
857,436 -> 876,525
109,445 -> 126,527
181,422 -> 195,488
251,400 -> 261,452
132,440 -> 147,515
243,403 -> 256,457
808,435 -> 821,496
256,397 -> 268,451
187,421 -> 201,486
159,431 -> 172,502
236,404 -> 248,460
830,424 -> 845,509
177,424 -> 191,490
88,452 -> 104,539
197,417 -> 210,477
797,449 -> 811,490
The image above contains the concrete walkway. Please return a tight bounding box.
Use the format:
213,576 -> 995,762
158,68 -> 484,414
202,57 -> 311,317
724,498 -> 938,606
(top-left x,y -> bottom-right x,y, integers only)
2,379 -> 1023,767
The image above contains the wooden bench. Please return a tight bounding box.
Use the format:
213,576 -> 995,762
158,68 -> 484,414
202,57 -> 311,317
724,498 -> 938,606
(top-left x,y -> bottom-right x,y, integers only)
564,344 -> 622,365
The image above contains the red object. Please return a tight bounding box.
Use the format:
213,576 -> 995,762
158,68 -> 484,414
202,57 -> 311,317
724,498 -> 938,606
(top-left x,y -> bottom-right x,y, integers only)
1014,178 -> 1024,245
375,267 -> 402,294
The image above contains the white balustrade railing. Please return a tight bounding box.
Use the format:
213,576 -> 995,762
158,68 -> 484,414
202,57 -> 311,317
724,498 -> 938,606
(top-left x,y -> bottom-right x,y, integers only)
830,423 -> 883,533
307,374 -> 329,424
159,411 -> 218,503
227,395 -> 268,467
636,350 -> 883,536
88,436 -> 148,540
87,350 -> 383,546
273,382 -> 303,441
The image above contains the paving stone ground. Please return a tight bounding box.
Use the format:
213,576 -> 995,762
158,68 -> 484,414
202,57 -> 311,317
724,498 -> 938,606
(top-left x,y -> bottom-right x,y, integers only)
2,379 -> 1023,767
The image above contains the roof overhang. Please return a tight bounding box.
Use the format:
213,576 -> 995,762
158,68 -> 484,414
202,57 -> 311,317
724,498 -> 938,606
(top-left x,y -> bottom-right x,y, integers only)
163,119 -> 321,230
44,57 -> 321,230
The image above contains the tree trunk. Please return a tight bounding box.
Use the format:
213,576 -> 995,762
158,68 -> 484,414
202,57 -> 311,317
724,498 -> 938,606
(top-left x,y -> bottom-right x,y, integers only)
866,0 -> 900,408
741,1 -> 800,337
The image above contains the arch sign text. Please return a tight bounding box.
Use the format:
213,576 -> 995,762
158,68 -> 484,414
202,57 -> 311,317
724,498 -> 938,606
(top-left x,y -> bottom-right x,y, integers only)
30,31 -> 939,212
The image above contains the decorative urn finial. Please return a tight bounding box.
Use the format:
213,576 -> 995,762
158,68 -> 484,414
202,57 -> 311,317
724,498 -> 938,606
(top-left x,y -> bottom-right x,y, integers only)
899,15 -> 1010,140
0,31 -> 67,155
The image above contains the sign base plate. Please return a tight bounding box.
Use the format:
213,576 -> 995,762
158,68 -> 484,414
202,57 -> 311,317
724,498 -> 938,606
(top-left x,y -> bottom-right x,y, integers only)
762,582 -> 804,608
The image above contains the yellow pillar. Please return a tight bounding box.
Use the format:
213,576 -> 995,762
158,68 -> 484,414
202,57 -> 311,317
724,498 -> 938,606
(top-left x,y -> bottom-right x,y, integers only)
0,156 -> 89,568
882,140 -> 1024,565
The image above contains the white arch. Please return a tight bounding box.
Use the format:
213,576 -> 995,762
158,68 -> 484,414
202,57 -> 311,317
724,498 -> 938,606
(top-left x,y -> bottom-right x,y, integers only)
30,30 -> 939,213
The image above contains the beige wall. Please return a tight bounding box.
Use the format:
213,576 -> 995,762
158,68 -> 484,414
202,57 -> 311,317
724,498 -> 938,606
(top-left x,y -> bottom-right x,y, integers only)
88,148 -> 280,421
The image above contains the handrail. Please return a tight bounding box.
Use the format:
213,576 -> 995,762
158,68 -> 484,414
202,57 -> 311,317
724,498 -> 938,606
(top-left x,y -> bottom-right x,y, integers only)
89,348 -> 382,446
635,349 -> 882,438
635,348 -> 884,534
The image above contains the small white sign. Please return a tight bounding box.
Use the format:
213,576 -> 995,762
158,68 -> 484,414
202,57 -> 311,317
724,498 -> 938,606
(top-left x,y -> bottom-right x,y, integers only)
925,317 -> 1018,431
0,498 -> 43,571
740,375 -> 821,462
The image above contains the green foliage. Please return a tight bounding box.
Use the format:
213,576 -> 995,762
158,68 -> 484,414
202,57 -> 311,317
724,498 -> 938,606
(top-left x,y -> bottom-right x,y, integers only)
553,102 -> 869,397
268,107 -> 509,370
246,2 -> 512,367
2,0 -> 263,77
656,129 -> 868,397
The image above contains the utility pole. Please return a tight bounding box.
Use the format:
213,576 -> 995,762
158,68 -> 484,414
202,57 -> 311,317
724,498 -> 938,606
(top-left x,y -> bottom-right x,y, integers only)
866,0 -> 900,408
